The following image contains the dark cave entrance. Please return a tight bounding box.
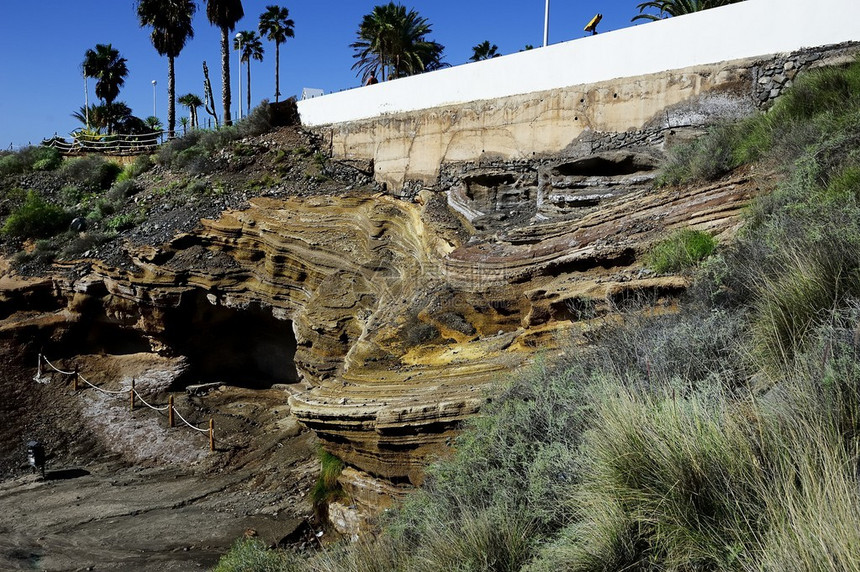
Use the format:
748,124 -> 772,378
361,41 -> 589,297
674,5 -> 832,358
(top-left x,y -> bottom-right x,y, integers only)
171,293 -> 299,389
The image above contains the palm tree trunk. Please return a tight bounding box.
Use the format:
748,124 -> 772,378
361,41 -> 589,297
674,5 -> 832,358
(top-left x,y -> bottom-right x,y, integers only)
168,55 -> 176,138
246,58 -> 251,116
274,42 -> 280,102
221,26 -> 232,126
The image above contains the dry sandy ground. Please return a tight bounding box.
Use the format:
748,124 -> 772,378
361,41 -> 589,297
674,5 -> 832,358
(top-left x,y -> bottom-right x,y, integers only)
0,345 -> 320,571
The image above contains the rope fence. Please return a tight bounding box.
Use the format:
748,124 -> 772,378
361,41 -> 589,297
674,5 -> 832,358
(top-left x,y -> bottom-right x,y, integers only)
35,354 -> 215,451
42,131 -> 165,156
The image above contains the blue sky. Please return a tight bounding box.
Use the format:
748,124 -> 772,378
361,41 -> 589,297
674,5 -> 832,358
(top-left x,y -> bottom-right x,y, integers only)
0,1 -> 647,149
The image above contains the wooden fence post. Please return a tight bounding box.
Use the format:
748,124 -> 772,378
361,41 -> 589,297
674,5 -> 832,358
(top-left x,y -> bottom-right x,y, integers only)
209,418 -> 215,452
130,378 -> 135,411
168,395 -> 174,428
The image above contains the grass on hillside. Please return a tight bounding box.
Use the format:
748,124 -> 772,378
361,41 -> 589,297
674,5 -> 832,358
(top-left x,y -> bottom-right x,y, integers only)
646,228 -> 716,274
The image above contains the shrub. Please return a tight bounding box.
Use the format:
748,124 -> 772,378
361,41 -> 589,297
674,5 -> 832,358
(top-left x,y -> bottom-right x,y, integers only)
660,124 -> 741,186
646,229 -> 716,274
563,387 -> 764,571
236,101 -> 273,137
31,147 -> 62,172
106,210 -> 145,232
2,190 -> 70,239
589,307 -> 748,390
61,231 -> 109,259
410,504 -> 537,572
61,156 -> 121,191
0,146 -> 62,177
309,535 -> 409,572
212,538 -> 301,572
422,362 -> 592,529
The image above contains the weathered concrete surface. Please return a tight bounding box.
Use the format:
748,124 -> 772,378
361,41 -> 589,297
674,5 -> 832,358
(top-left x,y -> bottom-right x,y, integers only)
313,44 -> 858,192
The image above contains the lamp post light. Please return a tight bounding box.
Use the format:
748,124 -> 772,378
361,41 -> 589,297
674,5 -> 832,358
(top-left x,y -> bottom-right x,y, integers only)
543,0 -> 550,47
235,33 -> 243,121
152,80 -> 157,118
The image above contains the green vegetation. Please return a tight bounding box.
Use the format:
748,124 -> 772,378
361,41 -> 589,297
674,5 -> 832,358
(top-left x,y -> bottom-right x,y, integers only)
258,6 -> 295,103
646,228 -> 716,273
60,156 -> 122,192
310,449 -> 346,509
2,191 -> 71,239
470,41 -> 500,62
0,146 -> 61,177
351,3 -> 446,83
213,538 -> 302,572
136,0 -> 197,137
661,58 -> 860,186
156,102 -> 274,173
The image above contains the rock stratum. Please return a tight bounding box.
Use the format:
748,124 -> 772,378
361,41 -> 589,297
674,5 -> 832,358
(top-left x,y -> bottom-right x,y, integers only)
0,146 -> 758,523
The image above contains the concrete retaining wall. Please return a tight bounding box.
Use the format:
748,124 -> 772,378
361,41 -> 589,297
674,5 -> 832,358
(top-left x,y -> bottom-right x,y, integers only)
297,0 -> 860,190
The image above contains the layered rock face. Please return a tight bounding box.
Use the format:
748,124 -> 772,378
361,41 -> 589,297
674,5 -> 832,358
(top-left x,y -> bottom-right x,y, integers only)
5,150 -> 754,506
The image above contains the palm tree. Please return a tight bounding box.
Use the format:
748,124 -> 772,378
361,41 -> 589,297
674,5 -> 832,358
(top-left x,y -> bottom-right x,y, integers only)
145,116 -> 164,132
350,3 -> 445,83
258,5 -> 295,102
206,0 -> 245,126
82,44 -> 129,133
633,0 -> 744,21
178,93 -> 204,128
233,31 -> 264,116
470,41 -> 500,62
73,102 -> 134,135
136,0 -> 196,139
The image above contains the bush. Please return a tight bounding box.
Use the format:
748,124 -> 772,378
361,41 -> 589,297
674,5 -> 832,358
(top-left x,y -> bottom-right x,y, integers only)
61,156 -> 121,191
31,147 -> 62,172
2,190 -> 70,239
422,362 -> 591,529
410,504 -> 537,572
212,538 -> 301,572
236,101 -> 273,137
646,229 -> 716,274
0,146 -> 62,177
660,124 -> 741,186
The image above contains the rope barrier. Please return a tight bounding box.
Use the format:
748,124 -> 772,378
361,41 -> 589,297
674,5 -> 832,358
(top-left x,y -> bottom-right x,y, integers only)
132,387 -> 170,412
172,407 -> 211,433
42,355 -> 76,376
35,355 -> 215,448
77,372 -> 126,396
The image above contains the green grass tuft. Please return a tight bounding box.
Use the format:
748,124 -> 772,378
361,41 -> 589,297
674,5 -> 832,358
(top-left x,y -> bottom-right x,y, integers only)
647,229 -> 716,274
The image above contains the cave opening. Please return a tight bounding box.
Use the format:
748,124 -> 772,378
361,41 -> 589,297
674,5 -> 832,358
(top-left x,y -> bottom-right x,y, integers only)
553,154 -> 657,177
171,293 -> 299,389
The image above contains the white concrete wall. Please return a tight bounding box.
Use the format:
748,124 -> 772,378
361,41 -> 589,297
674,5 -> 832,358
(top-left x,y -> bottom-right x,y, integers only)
297,0 -> 860,127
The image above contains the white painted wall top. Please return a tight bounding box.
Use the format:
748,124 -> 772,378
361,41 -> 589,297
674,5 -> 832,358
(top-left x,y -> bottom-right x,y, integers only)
297,0 -> 860,127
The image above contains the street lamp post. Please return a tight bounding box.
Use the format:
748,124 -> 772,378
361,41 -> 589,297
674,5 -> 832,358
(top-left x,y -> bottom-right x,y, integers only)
235,33 -> 243,121
152,80 -> 157,118
544,0 -> 550,47
83,68 -> 90,130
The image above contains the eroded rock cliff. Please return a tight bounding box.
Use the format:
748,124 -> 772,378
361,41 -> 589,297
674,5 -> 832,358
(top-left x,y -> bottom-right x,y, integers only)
0,136 -> 759,530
